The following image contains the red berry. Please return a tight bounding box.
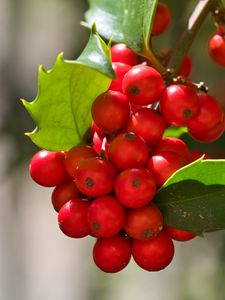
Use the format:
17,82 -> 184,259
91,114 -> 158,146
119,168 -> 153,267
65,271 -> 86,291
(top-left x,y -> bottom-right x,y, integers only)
160,84 -> 200,126
126,108 -> 167,147
122,65 -> 165,105
208,31 -> 225,67
111,43 -> 138,66
75,157 -> 117,197
132,231 -> 174,271
178,55 -> 192,78
188,115 -> 225,142
30,150 -> 68,187
187,93 -> 224,134
189,150 -> 209,162
109,132 -> 149,171
91,90 -> 130,133
146,151 -> 186,187
58,198 -> 90,238
109,62 -> 131,92
93,236 -> 132,273
87,196 -> 126,238
51,181 -> 82,212
114,168 -> 156,208
65,145 -> 97,178
152,2 -> 171,36
164,225 -> 196,241
124,203 -> 163,240
153,137 -> 190,162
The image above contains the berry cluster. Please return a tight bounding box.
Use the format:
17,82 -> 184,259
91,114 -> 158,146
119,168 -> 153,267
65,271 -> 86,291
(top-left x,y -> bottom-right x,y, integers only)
29,2 -> 225,273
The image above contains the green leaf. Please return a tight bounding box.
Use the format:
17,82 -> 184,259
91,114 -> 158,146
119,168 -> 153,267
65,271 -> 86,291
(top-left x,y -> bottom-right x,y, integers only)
163,126 -> 188,138
22,29 -> 114,151
85,0 -> 158,54
154,159 -> 225,235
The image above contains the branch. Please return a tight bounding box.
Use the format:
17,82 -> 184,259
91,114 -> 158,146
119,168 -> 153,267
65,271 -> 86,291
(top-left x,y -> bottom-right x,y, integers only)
168,0 -> 223,77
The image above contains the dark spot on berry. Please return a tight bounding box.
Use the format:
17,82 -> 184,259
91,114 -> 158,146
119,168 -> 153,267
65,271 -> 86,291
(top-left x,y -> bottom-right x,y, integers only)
143,228 -> 153,238
125,133 -> 136,141
85,178 -> 94,187
130,86 -> 140,95
92,221 -> 100,230
183,108 -> 192,119
132,178 -> 141,187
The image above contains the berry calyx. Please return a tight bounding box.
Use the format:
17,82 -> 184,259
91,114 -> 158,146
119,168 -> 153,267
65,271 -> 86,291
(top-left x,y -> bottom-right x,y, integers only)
122,65 -> 165,105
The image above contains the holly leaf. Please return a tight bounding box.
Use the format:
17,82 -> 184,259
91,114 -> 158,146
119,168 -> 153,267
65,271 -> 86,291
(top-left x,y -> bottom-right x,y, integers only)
163,126 -> 188,139
22,27 -> 114,151
154,159 -> 225,235
85,0 -> 158,54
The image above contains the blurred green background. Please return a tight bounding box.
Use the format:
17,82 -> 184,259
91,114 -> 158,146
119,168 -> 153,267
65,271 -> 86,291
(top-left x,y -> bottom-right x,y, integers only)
0,0 -> 224,299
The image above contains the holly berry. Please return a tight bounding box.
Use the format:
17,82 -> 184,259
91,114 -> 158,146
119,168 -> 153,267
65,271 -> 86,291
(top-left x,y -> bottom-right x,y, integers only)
189,150 -> 209,162
91,90 -> 130,133
208,30 -> 225,67
58,198 -> 90,238
132,231 -> 174,271
124,203 -> 163,240
114,168 -> 156,208
160,84 -> 200,126
87,196 -> 126,238
75,157 -> 117,197
93,236 -> 132,273
30,150 -> 68,187
153,137 -> 190,162
188,115 -> 225,142
147,151 -> 187,187
152,2 -> 171,36
108,132 -> 149,171
126,108 -> 167,147
51,181 -> 82,212
111,43 -> 138,66
65,145 -> 97,178
122,65 -> 165,105
164,225 -> 196,241
187,93 -> 224,135
109,62 -> 131,92
178,55 -> 192,78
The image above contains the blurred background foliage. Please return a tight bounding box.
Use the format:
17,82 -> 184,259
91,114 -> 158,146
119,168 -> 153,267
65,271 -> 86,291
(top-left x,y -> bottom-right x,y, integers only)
0,0 -> 225,300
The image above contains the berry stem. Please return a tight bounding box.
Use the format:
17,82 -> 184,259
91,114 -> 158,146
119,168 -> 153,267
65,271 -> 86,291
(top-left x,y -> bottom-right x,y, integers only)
141,46 -> 168,76
168,0 -> 224,77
